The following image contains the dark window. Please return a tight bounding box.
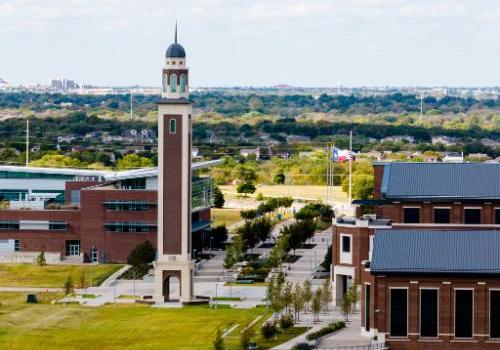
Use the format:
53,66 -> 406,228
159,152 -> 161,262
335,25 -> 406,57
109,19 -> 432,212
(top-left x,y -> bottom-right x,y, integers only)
120,178 -> 146,190
434,208 -> 450,224
365,285 -> 371,332
169,118 -> 177,134
403,208 -> 420,223
464,209 -> 481,224
0,221 -> 19,230
491,291 -> 500,338
104,201 -> 151,211
14,239 -> 20,252
420,289 -> 438,337
104,222 -> 154,233
495,209 -> 500,225
342,236 -> 351,253
455,290 -> 473,338
49,221 -> 67,231
390,289 -> 408,337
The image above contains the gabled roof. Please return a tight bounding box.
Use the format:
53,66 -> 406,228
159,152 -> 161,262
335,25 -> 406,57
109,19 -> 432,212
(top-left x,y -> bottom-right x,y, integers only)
379,162 -> 500,200
371,229 -> 500,275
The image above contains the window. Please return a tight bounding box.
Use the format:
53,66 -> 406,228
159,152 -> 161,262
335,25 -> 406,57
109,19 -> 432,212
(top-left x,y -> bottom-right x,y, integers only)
0,221 -> 19,230
342,236 -> 351,253
403,208 -> 420,223
120,178 -> 146,190
179,74 -> 187,93
104,201 -> 151,211
365,284 -> 371,332
455,289 -> 473,338
420,289 -> 438,337
170,74 -> 177,92
169,118 -> 177,134
495,209 -> 500,225
491,290 -> 500,338
104,222 -> 154,233
14,239 -> 20,252
434,208 -> 450,224
70,190 -> 81,204
390,288 -> 408,337
49,221 -> 67,231
162,74 -> 168,92
464,208 -> 481,224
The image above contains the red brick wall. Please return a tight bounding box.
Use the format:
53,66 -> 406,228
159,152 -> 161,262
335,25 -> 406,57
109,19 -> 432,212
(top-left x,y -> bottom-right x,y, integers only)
373,275 -> 500,350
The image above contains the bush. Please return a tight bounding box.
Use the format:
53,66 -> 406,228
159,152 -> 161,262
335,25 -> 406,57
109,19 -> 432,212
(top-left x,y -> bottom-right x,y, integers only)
236,181 -> 256,196
261,321 -> 278,340
279,314 -> 294,331
295,203 -> 333,221
213,186 -> 225,208
211,225 -> 228,248
37,249 -> 47,266
241,209 -> 257,220
127,241 -> 156,267
305,321 -> 345,341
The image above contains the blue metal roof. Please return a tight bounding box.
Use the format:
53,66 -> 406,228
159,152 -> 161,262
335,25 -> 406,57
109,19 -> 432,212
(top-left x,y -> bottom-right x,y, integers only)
371,229 -> 500,275
380,162 -> 500,200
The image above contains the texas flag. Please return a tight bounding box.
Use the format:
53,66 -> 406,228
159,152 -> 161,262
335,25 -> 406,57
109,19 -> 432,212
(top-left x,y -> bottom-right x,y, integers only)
332,148 -> 355,163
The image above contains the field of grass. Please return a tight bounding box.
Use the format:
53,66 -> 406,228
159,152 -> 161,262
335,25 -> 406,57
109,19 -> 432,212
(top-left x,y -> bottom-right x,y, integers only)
0,264 -> 123,288
0,293 -> 306,350
211,208 -> 242,227
220,185 -> 347,203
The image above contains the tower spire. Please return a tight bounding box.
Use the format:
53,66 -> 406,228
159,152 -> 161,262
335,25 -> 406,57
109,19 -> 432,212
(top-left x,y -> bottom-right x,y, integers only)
175,22 -> 178,44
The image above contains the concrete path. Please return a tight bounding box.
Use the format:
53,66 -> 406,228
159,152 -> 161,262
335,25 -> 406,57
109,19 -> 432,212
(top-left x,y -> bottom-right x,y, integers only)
317,312 -> 372,348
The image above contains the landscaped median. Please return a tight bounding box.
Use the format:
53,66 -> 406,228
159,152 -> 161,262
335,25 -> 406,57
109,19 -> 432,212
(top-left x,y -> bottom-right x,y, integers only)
305,320 -> 346,344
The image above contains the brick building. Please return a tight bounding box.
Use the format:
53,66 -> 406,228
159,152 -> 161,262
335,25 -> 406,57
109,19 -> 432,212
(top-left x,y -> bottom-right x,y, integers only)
0,163 -> 218,263
332,162 -> 500,349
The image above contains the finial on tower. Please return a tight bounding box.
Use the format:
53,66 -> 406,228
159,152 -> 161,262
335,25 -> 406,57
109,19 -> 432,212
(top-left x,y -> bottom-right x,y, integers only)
175,21 -> 178,44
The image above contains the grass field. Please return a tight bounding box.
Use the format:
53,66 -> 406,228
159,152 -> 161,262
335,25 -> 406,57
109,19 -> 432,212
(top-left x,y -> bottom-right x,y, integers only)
0,293 -> 306,350
0,264 -> 123,288
219,185 -> 347,203
211,208 -> 242,227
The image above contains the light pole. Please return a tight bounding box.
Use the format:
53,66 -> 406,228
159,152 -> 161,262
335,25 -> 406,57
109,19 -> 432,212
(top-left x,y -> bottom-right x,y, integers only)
209,237 -> 213,257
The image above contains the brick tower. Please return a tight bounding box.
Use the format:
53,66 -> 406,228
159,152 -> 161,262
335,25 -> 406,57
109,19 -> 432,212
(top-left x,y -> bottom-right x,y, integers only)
154,26 -> 194,304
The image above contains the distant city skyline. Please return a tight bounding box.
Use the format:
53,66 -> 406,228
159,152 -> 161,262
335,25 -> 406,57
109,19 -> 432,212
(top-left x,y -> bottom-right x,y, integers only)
1,0 -> 499,87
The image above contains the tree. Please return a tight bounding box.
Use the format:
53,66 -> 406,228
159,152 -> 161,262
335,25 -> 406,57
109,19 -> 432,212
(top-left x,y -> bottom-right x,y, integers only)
279,314 -> 294,332
281,220 -> 316,256
36,249 -> 47,266
236,181 -> 256,196
240,209 -> 257,220
64,275 -> 74,295
78,271 -> 89,291
322,279 -> 333,312
273,171 -> 285,184
311,288 -> 323,323
238,220 -> 259,253
283,281 -> 293,315
236,165 -> 257,183
261,321 -> 278,340
30,154 -> 83,169
213,186 -> 225,208
116,153 -> 153,170
302,280 -> 312,312
127,241 -> 156,267
224,246 -> 236,269
292,283 -> 304,322
253,217 -> 272,243
213,329 -> 224,350
341,293 -> 352,322
320,245 -> 332,272
348,280 -> 359,311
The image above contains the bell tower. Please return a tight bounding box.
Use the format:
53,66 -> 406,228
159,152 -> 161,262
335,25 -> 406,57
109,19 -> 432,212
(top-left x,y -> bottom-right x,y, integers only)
154,25 -> 194,304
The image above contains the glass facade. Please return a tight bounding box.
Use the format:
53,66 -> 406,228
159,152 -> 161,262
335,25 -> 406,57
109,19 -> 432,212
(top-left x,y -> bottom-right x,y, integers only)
104,201 -> 152,211
0,221 -> 20,230
49,221 -> 68,230
192,177 -> 212,210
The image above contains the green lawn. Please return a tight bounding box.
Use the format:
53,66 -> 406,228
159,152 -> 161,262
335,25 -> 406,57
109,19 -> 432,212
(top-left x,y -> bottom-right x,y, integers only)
212,208 -> 242,228
0,264 -> 123,288
0,293 -> 307,350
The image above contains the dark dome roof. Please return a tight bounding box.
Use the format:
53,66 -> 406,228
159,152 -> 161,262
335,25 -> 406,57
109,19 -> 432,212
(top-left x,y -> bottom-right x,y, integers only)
166,43 -> 186,58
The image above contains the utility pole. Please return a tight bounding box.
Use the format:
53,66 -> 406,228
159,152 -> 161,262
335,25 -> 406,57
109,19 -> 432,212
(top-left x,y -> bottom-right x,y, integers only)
25,116 -> 29,166
130,90 -> 133,120
420,91 -> 424,118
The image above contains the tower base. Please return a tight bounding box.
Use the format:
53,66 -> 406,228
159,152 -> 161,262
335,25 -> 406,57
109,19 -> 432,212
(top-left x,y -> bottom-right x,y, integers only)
154,259 -> 195,304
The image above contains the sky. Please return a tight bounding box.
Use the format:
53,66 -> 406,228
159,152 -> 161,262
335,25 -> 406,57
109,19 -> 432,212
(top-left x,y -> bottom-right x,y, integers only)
1,0 -> 499,87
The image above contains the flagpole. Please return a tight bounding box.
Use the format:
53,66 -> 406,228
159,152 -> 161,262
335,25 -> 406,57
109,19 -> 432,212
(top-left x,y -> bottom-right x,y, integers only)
349,131 -> 352,206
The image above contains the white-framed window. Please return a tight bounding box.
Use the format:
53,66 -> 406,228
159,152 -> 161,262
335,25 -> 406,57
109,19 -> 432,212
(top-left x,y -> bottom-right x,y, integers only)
339,234 -> 352,264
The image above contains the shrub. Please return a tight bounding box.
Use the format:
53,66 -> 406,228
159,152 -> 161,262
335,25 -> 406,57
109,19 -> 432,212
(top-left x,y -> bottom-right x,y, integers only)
127,241 -> 156,267
279,314 -> 294,331
213,186 -> 225,208
256,192 -> 265,201
241,209 -> 257,220
213,329 -> 224,350
306,321 -> 345,341
211,225 -> 228,248
64,275 -> 74,295
36,249 -> 47,266
236,181 -> 256,196
261,321 -> 278,340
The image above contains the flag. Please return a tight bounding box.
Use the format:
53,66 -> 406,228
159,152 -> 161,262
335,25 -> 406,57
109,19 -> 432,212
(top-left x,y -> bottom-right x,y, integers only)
332,148 -> 354,163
